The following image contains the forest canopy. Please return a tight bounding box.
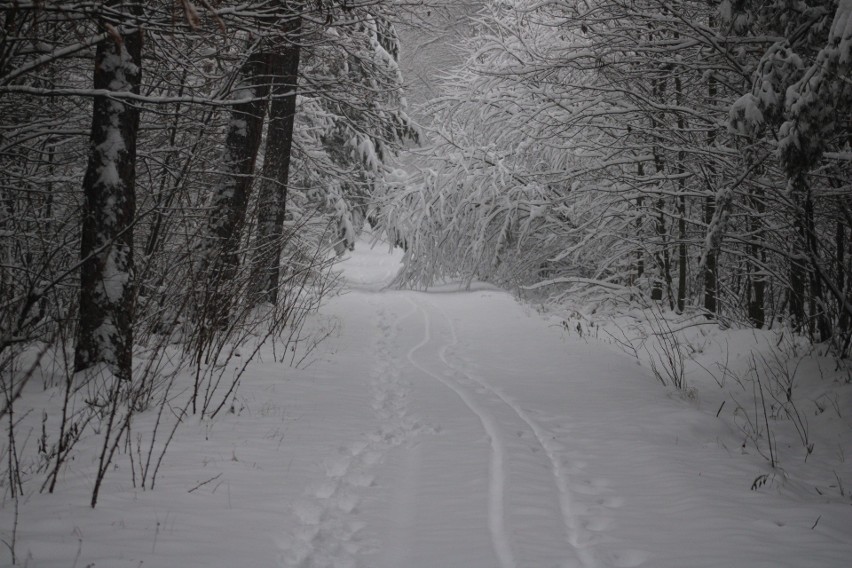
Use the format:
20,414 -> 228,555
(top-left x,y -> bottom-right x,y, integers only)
380,0 -> 852,356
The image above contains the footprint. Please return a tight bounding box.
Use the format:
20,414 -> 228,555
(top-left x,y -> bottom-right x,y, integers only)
362,450 -> 382,466
292,499 -> 324,525
583,516 -> 612,532
347,440 -> 368,456
606,549 -> 650,567
325,457 -> 350,478
573,483 -> 602,496
347,472 -> 375,488
335,492 -> 359,514
313,481 -> 338,499
573,477 -> 611,495
597,495 -> 624,509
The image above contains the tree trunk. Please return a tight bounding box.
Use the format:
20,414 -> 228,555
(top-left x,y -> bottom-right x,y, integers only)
199,49 -> 271,332
837,212 -> 849,338
677,192 -> 687,313
251,18 -> 302,305
652,195 -> 674,308
703,51 -> 718,316
649,71 -> 672,307
789,179 -> 808,333
634,163 -> 645,285
748,185 -> 766,328
803,189 -> 831,341
675,72 -> 687,313
703,193 -> 718,315
74,9 -> 142,381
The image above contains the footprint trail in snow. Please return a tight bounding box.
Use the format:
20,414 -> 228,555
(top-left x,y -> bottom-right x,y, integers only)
279,298 -> 426,567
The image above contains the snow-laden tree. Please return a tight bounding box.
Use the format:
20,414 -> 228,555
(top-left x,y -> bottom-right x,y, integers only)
727,0 -> 852,345
301,9 -> 419,252
382,0 -> 730,298
191,2 -> 418,355
380,1 -> 617,289
381,0 -> 851,352
0,0 -> 433,507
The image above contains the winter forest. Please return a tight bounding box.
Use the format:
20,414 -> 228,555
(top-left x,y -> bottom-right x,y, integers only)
2,1 -> 852,566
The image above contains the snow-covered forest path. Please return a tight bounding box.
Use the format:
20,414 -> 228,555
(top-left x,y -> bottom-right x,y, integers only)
274,240 -> 852,568
13,238 -> 850,568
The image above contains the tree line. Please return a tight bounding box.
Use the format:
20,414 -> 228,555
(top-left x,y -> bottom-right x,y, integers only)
1,0 -> 422,510
381,0 -> 852,355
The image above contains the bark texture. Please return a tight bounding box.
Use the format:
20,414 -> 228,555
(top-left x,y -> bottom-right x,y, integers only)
252,20 -> 302,305
75,13 -> 142,381
200,50 -> 271,332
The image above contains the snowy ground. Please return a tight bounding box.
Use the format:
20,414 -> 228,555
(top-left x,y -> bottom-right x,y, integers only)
4,238 -> 852,567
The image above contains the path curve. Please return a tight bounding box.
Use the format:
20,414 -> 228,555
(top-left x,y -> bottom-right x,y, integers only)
405,295 -> 517,568
427,297 -> 598,568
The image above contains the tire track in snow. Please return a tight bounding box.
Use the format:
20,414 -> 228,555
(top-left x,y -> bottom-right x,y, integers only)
405,295 -> 517,568
427,298 -> 599,568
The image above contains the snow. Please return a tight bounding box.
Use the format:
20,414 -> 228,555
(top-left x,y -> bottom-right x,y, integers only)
230,118 -> 248,137
834,0 -> 852,66
349,134 -> 380,172
729,93 -> 763,136
92,319 -> 119,366
4,236 -> 852,567
94,84 -> 128,190
100,246 -> 129,304
776,0 -> 852,168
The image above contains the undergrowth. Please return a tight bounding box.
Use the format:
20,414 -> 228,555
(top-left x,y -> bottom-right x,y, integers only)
542,284 -> 851,498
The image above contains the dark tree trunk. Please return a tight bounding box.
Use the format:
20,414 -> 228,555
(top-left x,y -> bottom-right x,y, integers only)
649,71 -> 672,307
252,18 -> 302,305
675,73 -> 687,313
789,256 -> 807,332
74,10 -> 142,381
634,164 -> 645,285
703,56 -> 718,317
837,213 -> 849,337
803,189 -> 832,341
789,181 -> 808,333
703,193 -> 718,315
748,186 -> 766,328
199,50 -> 271,332
677,192 -> 687,313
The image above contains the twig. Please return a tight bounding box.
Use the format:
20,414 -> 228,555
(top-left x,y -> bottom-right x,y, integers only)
810,515 -> 821,530
754,360 -> 776,468
187,472 -> 223,493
